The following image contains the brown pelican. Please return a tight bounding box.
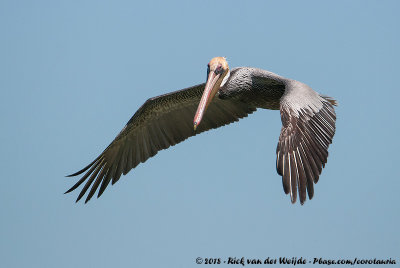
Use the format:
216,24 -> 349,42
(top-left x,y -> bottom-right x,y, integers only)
67,57 -> 337,205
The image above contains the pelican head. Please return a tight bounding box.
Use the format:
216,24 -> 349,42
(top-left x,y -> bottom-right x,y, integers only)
193,57 -> 230,130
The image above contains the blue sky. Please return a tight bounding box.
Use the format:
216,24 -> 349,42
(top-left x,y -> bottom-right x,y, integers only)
1,1 -> 399,267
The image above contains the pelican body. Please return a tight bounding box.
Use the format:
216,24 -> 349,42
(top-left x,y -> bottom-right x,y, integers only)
67,57 -> 337,205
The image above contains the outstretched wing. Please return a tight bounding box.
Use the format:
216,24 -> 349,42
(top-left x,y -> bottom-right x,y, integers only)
66,83 -> 257,203
276,80 -> 337,205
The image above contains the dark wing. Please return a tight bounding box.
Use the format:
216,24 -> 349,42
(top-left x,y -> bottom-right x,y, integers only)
276,81 -> 337,205
66,83 -> 256,203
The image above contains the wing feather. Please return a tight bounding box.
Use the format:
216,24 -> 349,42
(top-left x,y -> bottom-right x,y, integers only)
276,81 -> 337,204
67,83 -> 256,202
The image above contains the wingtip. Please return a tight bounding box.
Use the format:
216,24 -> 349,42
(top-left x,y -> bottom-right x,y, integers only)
67,155 -> 103,178
66,170 -> 85,177
76,192 -> 85,203
75,197 -> 89,204
321,95 -> 338,106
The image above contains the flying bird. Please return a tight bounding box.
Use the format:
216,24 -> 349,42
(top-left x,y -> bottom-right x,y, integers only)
67,57 -> 337,204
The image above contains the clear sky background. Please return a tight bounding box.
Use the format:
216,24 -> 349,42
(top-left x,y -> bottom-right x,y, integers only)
1,1 -> 399,267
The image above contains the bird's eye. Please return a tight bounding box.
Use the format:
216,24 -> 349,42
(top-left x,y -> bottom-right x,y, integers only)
215,65 -> 223,74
